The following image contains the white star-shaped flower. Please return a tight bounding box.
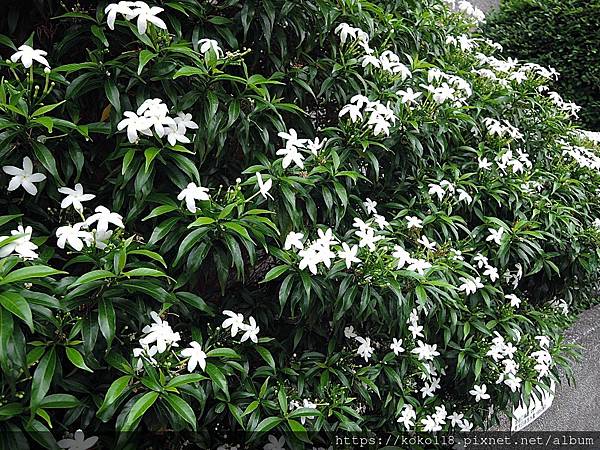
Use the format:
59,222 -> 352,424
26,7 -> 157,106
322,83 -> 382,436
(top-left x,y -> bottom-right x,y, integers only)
3,156 -> 46,196
10,44 -> 49,68
180,341 -> 207,372
177,182 -> 210,213
58,184 -> 96,212
85,206 -> 124,232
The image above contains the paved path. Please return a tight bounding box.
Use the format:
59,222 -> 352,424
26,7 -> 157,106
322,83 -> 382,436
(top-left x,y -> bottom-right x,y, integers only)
525,305 -> 600,431
470,0 -> 499,13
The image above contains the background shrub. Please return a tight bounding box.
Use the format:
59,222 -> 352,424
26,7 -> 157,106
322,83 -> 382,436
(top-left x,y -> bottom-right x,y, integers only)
1,0 -> 600,448
483,0 -> 600,130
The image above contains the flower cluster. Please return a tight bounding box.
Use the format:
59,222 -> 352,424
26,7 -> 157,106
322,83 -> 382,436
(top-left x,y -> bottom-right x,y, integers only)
117,98 -> 198,145
221,310 -> 260,344
104,1 -> 167,35
339,95 -> 397,136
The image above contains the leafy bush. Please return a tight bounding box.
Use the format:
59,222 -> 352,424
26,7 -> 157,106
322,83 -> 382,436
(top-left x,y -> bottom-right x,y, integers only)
1,0 -> 600,448
483,0 -> 600,130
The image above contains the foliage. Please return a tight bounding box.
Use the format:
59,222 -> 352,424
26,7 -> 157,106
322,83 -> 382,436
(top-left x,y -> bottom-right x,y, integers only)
483,0 -> 600,130
0,0 -> 599,448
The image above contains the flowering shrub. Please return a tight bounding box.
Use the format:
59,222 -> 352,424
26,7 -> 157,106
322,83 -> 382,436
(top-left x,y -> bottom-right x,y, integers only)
1,0 -> 600,448
483,0 -> 600,130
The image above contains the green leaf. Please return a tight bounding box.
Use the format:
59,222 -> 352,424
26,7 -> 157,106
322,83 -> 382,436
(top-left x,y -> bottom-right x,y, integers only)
205,363 -> 228,398
166,373 -> 206,388
31,141 -> 61,182
121,268 -> 168,278
254,416 -> 283,433
0,292 -> 33,331
143,205 -> 178,221
98,298 -> 116,347
31,349 -> 57,409
39,394 -> 80,409
206,348 -> 240,359
69,270 -> 116,287
122,391 -> 160,431
104,79 -> 120,112
164,394 -> 197,431
138,50 -> 157,75
65,347 -> 93,372
256,346 -> 275,369
144,147 -> 161,173
97,375 -> 132,415
0,265 -> 64,286
261,265 -> 289,283
31,101 -> 66,118
188,216 -> 216,227
222,222 -> 253,242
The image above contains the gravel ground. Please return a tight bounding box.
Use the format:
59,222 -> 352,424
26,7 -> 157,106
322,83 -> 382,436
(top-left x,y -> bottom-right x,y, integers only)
525,305 -> 600,431
469,0 -> 499,13
493,305 -> 600,431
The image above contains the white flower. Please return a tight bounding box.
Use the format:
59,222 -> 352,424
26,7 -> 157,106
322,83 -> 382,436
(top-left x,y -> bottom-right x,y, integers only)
417,235 -> 437,250
173,112 -> 199,134
338,103 -> 363,122
306,137 -> 327,155
177,182 -> 210,213
131,3 -> 167,34
117,111 -> 153,143
263,435 -> 286,450
278,129 -> 308,150
486,227 -> 505,245
56,223 -> 92,251
397,404 -> 416,430
503,374 -> 522,392
457,188 -> 473,204
478,157 -> 493,170
275,146 -> 305,169
133,344 -> 158,370
364,198 -> 378,215
3,156 -> 46,195
180,341 -> 207,372
420,377 -> 441,398
505,294 -> 521,308
397,87 -> 422,105
140,311 -> 181,354
222,310 -> 245,337
373,214 -> 389,229
535,335 -> 550,349
240,316 -> 260,343
355,227 -> 383,251
411,341 -> 439,361
284,231 -> 304,250
408,322 -> 424,339
469,384 -> 490,402
421,415 -> 442,432
58,184 -> 96,212
449,412 -> 464,427
104,2 -> 134,30
256,173 -> 273,200
0,225 -> 39,259
483,265 -> 499,282
356,336 -> 374,361
338,243 -> 360,269
198,38 -> 224,58
165,124 -> 190,146
85,206 -> 124,233
344,325 -> 357,339
458,276 -> 484,295
460,419 -> 473,432
390,338 -> 405,355
10,44 -> 49,68
428,183 -> 445,201
406,258 -> 432,275
392,245 -> 412,269
57,429 -> 98,450
406,216 -> 423,229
